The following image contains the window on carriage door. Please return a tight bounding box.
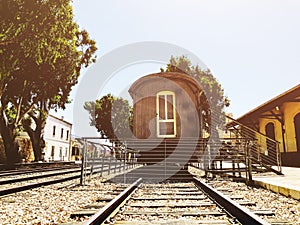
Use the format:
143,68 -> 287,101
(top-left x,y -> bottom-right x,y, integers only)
156,91 -> 176,138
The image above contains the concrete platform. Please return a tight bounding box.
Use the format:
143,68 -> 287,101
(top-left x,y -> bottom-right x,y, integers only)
251,167 -> 300,200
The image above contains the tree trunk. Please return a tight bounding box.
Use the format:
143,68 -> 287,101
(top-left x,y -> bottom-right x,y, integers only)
23,114 -> 46,162
0,115 -> 20,164
27,129 -> 45,162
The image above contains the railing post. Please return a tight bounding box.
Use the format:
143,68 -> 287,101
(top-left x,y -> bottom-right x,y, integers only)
100,148 -> 105,176
244,140 -> 249,183
164,139 -> 167,180
118,150 -> 121,172
91,144 -> 96,176
80,138 -> 87,185
116,154 -> 119,173
124,151 -> 126,171
232,158 -> 236,177
246,140 -> 253,184
276,142 -> 282,173
108,154 -> 111,175
134,152 -> 137,168
80,147 -> 84,185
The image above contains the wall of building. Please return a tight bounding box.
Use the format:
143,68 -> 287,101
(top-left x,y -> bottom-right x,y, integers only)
258,102 -> 300,152
258,113 -> 283,153
282,102 -> 300,152
257,101 -> 300,166
44,115 -> 72,161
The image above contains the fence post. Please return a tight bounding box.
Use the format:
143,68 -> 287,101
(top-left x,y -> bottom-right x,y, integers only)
124,151 -> 126,171
108,154 -> 111,175
133,152 -> 136,168
114,155 -> 121,173
80,138 -> 87,185
90,144 -> 96,176
100,148 -> 105,176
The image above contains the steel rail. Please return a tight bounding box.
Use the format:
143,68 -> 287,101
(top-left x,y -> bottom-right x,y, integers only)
193,177 -> 271,225
0,168 -> 82,185
0,165 -> 80,177
83,178 -> 142,225
0,174 -> 81,196
0,164 -> 113,186
0,164 -> 127,196
81,176 -> 271,225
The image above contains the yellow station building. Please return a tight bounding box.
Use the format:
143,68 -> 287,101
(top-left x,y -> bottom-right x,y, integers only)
235,84 -> 300,167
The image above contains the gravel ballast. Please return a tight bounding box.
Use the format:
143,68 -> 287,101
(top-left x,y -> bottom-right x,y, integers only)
0,169 -> 299,224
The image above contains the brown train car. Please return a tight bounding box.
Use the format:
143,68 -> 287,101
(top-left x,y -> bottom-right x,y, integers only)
128,72 -> 208,164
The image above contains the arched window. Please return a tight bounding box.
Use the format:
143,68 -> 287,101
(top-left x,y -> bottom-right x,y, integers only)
265,122 -> 275,139
294,113 -> 300,152
156,91 -> 176,138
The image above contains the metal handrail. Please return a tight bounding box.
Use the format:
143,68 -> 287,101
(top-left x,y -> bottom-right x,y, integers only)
226,115 -> 280,144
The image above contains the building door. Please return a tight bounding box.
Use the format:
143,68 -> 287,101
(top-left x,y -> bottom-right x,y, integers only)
156,91 -> 176,138
265,122 -> 276,162
294,113 -> 300,152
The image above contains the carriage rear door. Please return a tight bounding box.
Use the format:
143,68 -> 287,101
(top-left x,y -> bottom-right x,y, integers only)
156,91 -> 176,138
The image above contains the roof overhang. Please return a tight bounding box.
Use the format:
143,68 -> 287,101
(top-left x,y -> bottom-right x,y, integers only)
235,84 -> 300,124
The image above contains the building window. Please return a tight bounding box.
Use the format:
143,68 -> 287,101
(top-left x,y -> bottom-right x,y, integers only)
294,113 -> 300,152
61,128 -> 64,139
72,147 -> 76,156
52,126 -> 56,136
59,147 -> 63,159
66,130 -> 69,141
51,146 -> 55,158
156,91 -> 176,138
72,147 -> 80,156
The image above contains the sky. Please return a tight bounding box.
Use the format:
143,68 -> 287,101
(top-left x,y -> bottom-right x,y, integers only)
54,0 -> 300,136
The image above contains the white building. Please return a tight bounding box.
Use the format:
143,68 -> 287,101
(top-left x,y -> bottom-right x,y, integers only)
44,115 -> 72,161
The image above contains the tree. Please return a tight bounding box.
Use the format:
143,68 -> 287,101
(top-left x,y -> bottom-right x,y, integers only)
84,94 -> 133,144
161,55 -> 230,135
21,29 -> 96,162
0,0 -> 97,163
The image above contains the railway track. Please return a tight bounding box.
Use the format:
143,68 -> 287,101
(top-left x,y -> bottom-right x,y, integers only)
0,164 -> 297,224
82,177 -> 270,225
0,163 -> 127,197
0,164 -> 79,178
0,169 -> 81,197
0,167 -> 82,185
0,167 -> 73,178
205,179 -> 295,225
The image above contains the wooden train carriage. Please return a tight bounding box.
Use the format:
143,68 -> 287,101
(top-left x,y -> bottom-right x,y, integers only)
128,72 -> 208,164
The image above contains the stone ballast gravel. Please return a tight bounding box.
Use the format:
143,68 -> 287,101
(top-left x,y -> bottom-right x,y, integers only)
206,179 -> 300,224
0,173 -> 299,224
0,177 -> 120,225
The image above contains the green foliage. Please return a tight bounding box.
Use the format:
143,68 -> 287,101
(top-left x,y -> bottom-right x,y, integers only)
0,0 -> 97,163
84,94 -> 133,143
162,55 -> 230,133
1,0 -> 96,109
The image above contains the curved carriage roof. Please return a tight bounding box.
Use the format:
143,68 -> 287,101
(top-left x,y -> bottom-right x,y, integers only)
129,72 -> 204,96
